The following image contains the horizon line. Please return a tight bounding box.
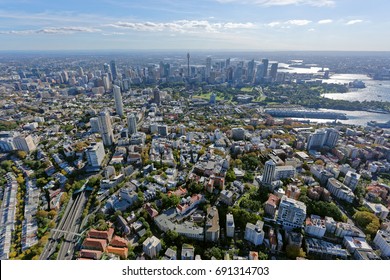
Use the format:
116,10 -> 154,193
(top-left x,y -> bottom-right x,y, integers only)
1,49 -> 390,53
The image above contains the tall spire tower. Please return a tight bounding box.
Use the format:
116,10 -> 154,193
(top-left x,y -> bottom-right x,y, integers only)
187,52 -> 190,78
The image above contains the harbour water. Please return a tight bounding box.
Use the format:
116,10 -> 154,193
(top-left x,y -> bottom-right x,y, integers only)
322,74 -> 390,102
288,108 -> 390,127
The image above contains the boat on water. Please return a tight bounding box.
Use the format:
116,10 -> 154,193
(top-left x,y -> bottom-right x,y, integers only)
366,108 -> 389,114
349,79 -> 366,88
367,120 -> 390,128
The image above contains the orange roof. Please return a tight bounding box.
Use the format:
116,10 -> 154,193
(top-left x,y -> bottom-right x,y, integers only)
82,238 -> 107,251
168,187 -> 188,197
110,236 -> 128,248
80,249 -> 103,260
87,228 -> 114,242
106,246 -> 128,259
266,194 -> 280,207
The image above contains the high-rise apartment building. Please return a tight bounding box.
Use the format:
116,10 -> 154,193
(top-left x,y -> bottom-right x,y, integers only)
113,85 -> 124,117
226,213 -> 235,238
244,220 -> 265,246
110,60 -> 118,81
261,58 -> 269,77
127,113 -> 137,135
206,56 -> 212,79
262,159 -> 276,185
90,117 -> 101,133
98,110 -> 114,147
14,135 -> 36,153
276,195 -> 306,229
153,88 -> 161,106
86,142 -> 106,167
269,63 -> 278,80
307,128 -> 339,150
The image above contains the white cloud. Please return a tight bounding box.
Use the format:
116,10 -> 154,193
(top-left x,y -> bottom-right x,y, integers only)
223,22 -> 255,29
346,19 -> 364,25
216,0 -> 335,7
285,20 -> 312,26
0,26 -> 101,35
37,27 -> 101,34
266,19 -> 312,28
308,28 -> 315,32
106,20 -> 257,33
267,21 -> 281,27
318,19 -> 333,24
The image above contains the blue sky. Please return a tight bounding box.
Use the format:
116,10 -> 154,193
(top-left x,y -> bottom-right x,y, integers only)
0,0 -> 388,51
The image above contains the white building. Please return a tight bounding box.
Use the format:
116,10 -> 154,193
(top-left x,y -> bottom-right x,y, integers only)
98,110 -> 114,147
226,213 -> 235,238
343,171 -> 360,191
143,236 -> 162,259
324,128 -> 339,148
14,135 -> 36,153
274,165 -> 296,180
276,195 -> 306,229
86,142 -> 106,167
262,159 -> 276,185
326,178 -> 355,203
205,206 -> 220,242
305,215 -> 326,238
334,222 -> 365,238
373,230 -> 390,257
113,85 -> 124,117
343,236 -> 372,254
90,117 -> 101,133
363,201 -> 389,220
244,220 -> 264,246
307,129 -> 326,150
127,113 -> 137,135
307,128 -> 339,150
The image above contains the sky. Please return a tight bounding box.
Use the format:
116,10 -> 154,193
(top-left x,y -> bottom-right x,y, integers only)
0,0 -> 389,51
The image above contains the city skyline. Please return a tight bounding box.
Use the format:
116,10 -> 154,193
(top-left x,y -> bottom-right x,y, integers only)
0,0 -> 389,51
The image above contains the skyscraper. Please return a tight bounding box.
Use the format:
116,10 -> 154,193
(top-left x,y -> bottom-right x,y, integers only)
127,113 -> 137,135
90,117 -> 101,133
113,85 -> 124,117
269,63 -> 278,81
110,60 -> 118,81
307,128 -> 339,150
205,56 -> 211,79
102,74 -> 111,92
261,58 -> 269,77
247,59 -> 255,83
153,87 -> 161,106
86,142 -> 106,168
187,53 -> 190,78
324,128 -> 339,148
307,129 -> 326,151
98,110 -> 114,147
103,63 -> 112,81
262,159 -> 276,185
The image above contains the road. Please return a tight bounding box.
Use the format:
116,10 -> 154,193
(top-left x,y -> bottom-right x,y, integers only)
40,191 -> 89,260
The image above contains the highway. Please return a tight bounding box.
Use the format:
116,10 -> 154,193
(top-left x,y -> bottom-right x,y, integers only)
40,190 -> 89,260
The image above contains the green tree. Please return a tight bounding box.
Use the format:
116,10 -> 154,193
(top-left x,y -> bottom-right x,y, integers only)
162,194 -> 180,209
16,150 -> 27,159
353,211 -> 380,236
204,247 -> 223,260
286,244 -> 306,259
225,168 -> 236,183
